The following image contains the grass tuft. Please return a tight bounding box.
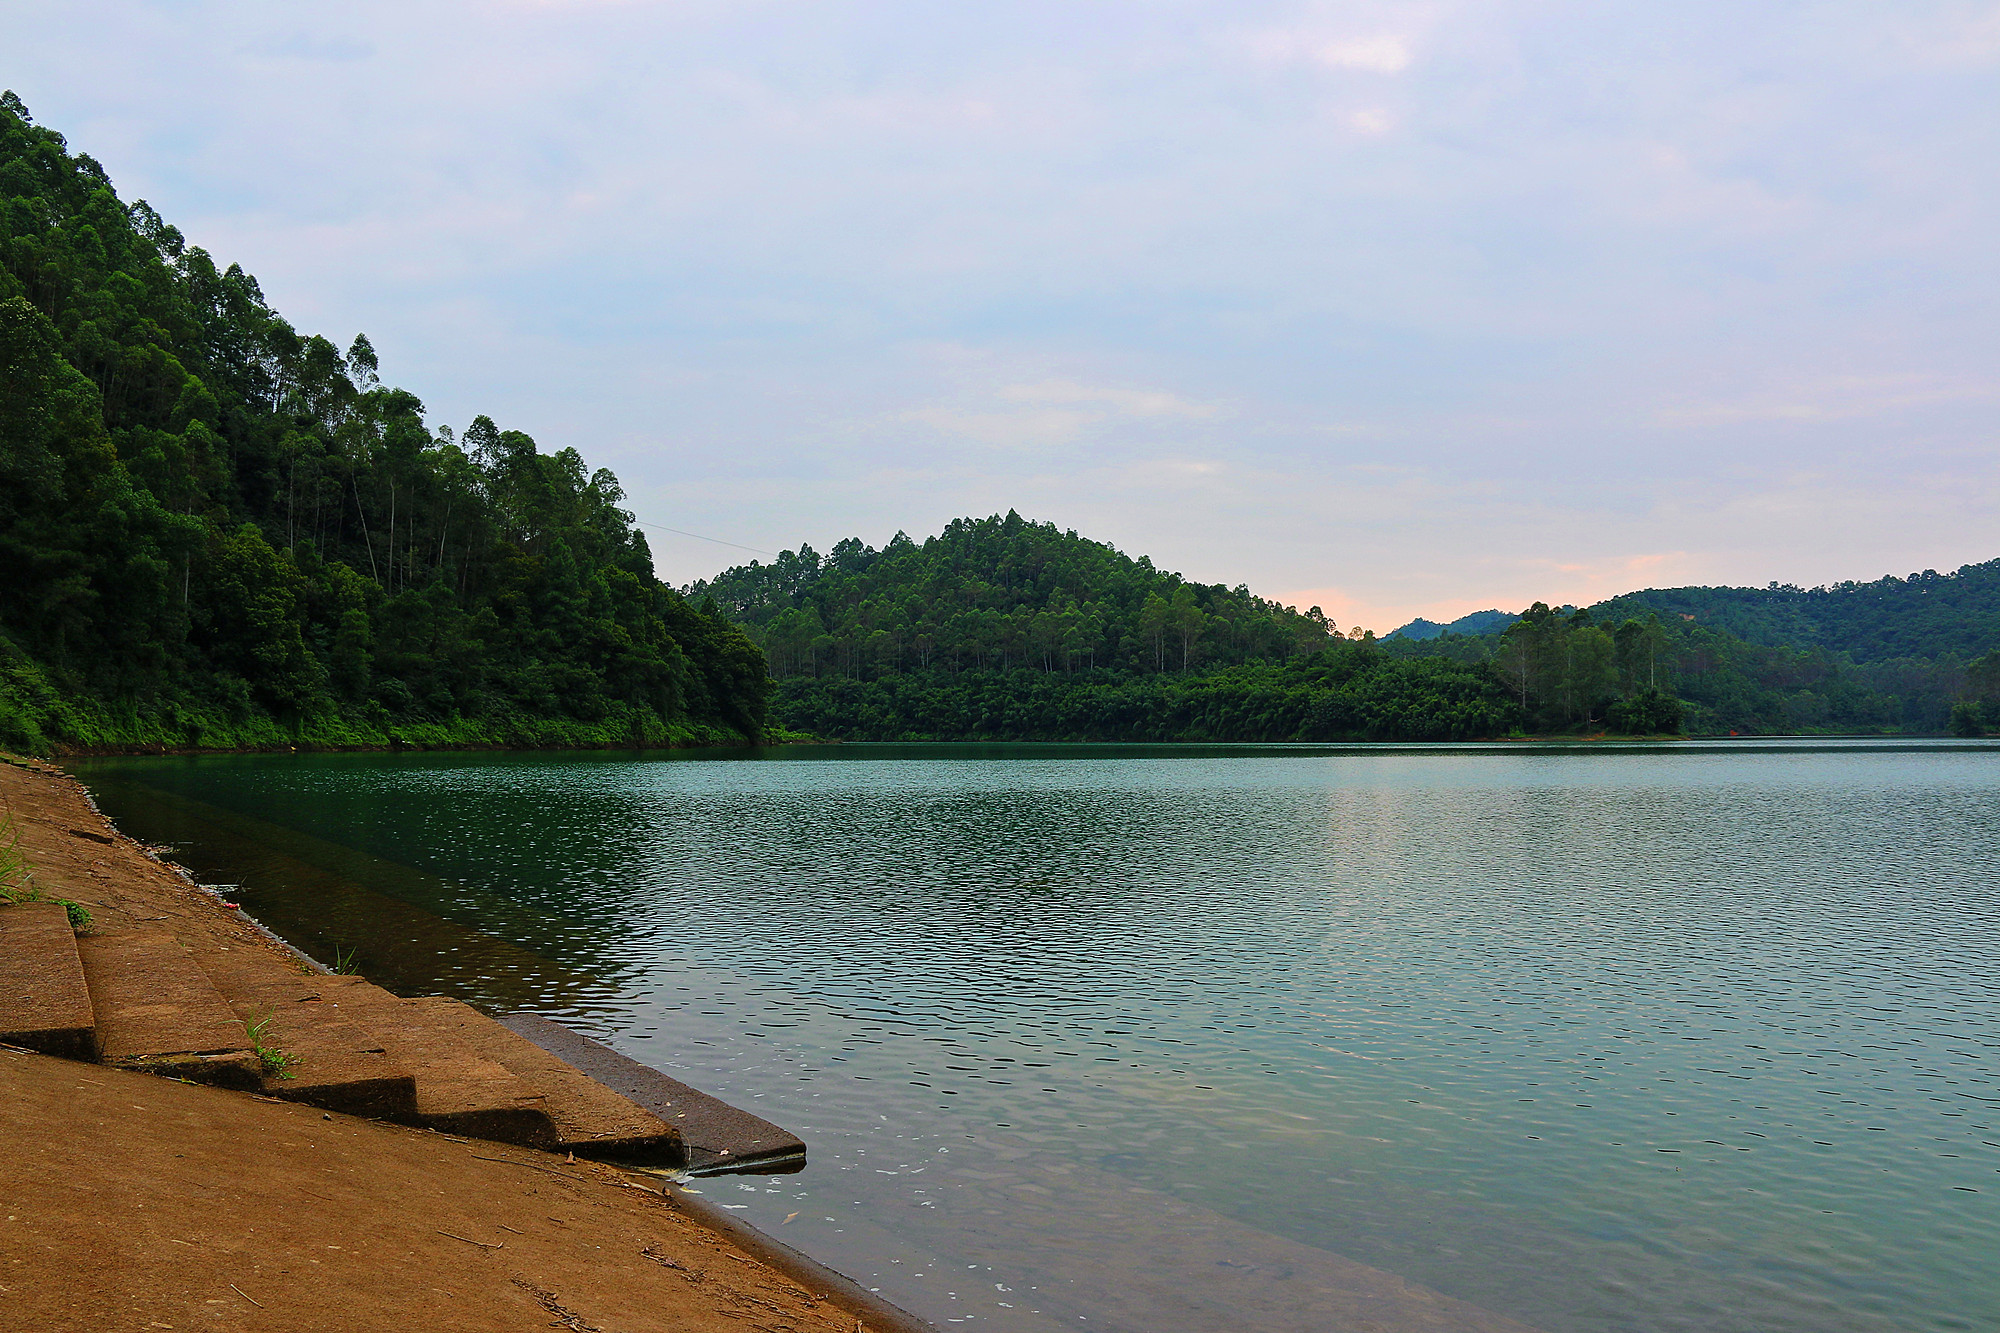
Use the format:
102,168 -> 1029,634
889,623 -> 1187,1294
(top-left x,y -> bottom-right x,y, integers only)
245,1012 -> 298,1079
0,809 -> 91,931
0,809 -> 28,893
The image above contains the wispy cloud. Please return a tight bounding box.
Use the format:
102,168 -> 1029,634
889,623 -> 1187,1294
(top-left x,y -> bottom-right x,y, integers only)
1653,374 -> 1996,427
899,378 -> 1221,450
998,380 -> 1221,420
1246,30 -> 1415,73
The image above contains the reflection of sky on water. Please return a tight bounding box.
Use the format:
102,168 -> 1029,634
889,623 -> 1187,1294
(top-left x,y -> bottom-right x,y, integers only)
77,742 -> 2000,1333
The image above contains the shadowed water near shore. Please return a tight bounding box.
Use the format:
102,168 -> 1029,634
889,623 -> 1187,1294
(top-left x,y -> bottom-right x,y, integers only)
74,741 -> 2000,1332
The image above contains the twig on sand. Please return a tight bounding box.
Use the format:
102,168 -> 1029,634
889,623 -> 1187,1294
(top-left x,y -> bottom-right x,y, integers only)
437,1230 -> 504,1250
468,1153 -> 582,1179
229,1283 -> 264,1309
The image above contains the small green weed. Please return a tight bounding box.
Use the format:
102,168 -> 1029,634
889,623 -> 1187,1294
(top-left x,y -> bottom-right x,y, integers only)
0,810 -> 28,893
0,810 -> 90,931
332,943 -> 359,975
245,1012 -> 298,1079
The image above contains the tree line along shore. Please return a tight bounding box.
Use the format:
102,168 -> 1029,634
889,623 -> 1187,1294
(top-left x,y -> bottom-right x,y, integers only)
5,91 -> 1997,753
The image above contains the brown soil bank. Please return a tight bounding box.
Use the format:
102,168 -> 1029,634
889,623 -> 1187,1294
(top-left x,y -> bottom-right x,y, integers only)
0,756 -> 916,1331
0,1044 -> 859,1333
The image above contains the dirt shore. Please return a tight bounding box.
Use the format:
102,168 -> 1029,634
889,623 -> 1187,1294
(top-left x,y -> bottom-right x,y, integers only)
0,757 -> 902,1332
0,1045 -> 867,1333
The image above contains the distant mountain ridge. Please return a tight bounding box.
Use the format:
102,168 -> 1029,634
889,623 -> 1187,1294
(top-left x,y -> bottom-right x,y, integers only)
1594,560 -> 2000,663
1386,558 -> 2000,664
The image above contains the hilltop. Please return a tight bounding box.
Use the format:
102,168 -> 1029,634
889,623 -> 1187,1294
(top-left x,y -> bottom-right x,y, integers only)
692,511 -> 1344,675
1386,609 -> 1516,641
695,514 -> 1557,741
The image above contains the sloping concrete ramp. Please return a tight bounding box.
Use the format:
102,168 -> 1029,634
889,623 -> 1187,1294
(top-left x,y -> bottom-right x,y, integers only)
501,1012 -> 807,1174
0,900 -> 95,1057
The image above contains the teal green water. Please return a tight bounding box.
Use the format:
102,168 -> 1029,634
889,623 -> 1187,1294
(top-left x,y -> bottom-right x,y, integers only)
74,742 -> 2000,1333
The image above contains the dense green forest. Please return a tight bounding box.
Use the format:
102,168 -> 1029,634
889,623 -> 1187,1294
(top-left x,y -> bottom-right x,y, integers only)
692,514 -> 1637,741
1385,568 -> 2000,735
694,512 -> 1345,676
1594,562 -> 2000,663
0,94 -> 768,754
1590,568 -> 2000,734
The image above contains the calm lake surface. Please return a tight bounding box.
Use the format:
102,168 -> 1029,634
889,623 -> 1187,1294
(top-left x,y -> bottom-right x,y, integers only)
73,741 -> 2000,1333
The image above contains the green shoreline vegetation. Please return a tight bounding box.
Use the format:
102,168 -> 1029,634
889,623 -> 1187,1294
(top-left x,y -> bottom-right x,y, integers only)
0,94 -> 767,756
5,94 -> 1997,754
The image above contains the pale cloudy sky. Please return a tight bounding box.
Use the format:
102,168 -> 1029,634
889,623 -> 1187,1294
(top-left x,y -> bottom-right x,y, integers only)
8,1 -> 1998,629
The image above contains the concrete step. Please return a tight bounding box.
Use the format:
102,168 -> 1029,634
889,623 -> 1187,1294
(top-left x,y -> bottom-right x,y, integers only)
307,980 -> 564,1148
0,901 -> 96,1058
501,1013 -> 803,1174
397,996 -> 681,1164
197,952 -> 419,1121
74,928 -> 260,1087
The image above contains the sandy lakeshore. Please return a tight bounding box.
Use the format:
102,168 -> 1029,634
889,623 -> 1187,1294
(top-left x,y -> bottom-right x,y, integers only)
0,756 -> 917,1332
0,1045 -> 866,1333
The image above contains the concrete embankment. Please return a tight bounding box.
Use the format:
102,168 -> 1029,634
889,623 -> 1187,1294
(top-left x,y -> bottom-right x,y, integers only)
0,755 -> 924,1332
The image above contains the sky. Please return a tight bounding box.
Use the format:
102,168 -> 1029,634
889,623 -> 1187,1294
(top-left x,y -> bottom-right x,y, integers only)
6,1 -> 1998,631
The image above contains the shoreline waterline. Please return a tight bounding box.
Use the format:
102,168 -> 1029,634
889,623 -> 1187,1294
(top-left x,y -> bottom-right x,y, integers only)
0,752 -> 933,1333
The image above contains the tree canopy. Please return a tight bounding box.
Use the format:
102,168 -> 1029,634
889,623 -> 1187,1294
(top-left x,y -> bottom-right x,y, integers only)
1388,599 -> 1976,735
1591,564 -> 2000,663
691,515 -> 1543,741
0,93 -> 767,753
691,511 -> 1348,678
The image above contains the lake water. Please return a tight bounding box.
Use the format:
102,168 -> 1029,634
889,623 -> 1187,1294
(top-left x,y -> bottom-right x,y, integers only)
73,741 -> 2000,1333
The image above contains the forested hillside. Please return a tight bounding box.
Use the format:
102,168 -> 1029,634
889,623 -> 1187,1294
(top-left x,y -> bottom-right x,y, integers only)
703,508 -> 1999,739
1387,609 -> 1515,641
1592,563 -> 2000,663
692,514 -> 1551,740
1388,595 -> 1995,736
0,94 -> 767,753
694,511 -> 1344,675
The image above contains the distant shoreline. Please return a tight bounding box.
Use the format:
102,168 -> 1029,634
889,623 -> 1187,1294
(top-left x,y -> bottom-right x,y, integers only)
50,729 -> 1963,762
40,731 -> 829,760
